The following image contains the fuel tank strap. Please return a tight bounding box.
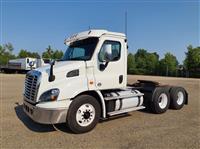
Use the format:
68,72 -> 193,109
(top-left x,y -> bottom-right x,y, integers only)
104,93 -> 144,101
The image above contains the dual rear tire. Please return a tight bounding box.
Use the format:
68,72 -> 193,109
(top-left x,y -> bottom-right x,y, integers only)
170,87 -> 186,110
150,87 -> 170,114
150,87 -> 186,114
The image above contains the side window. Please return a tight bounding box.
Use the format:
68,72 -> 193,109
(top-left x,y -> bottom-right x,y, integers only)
99,40 -> 121,61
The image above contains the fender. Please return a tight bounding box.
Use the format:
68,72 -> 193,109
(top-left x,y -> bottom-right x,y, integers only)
96,90 -> 106,118
70,90 -> 106,118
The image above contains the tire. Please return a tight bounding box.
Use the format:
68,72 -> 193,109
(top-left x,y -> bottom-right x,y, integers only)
150,87 -> 170,114
170,87 -> 186,110
66,95 -> 101,134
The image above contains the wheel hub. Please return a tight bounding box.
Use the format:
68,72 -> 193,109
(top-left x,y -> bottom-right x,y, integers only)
83,110 -> 91,119
177,91 -> 184,105
158,93 -> 168,109
76,103 -> 95,127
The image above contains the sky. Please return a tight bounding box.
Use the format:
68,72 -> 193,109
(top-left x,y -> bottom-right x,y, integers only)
0,0 -> 199,64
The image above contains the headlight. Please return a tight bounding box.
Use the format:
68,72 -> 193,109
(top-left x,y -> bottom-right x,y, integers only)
39,88 -> 60,102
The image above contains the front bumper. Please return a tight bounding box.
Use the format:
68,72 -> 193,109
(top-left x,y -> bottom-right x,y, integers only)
23,100 -> 68,124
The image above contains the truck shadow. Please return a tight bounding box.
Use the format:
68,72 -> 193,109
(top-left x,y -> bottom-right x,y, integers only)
14,103 -> 153,133
14,103 -> 73,133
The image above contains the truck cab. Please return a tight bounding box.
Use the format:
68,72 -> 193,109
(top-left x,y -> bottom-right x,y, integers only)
23,30 -> 188,133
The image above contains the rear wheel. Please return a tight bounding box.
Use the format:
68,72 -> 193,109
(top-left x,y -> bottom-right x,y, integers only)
170,87 -> 186,110
66,95 -> 101,134
150,87 -> 170,114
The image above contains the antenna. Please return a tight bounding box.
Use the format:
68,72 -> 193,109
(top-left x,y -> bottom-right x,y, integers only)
125,11 -> 127,36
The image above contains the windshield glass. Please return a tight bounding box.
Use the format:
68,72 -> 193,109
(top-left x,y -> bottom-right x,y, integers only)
62,37 -> 99,61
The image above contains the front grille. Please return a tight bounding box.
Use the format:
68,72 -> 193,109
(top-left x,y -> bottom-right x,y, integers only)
24,71 -> 40,102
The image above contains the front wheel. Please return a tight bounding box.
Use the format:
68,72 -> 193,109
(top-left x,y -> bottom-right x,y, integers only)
66,95 -> 101,133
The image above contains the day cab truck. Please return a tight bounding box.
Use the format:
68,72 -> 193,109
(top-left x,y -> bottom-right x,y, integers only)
0,57 -> 49,73
1,57 -> 37,73
23,30 -> 188,133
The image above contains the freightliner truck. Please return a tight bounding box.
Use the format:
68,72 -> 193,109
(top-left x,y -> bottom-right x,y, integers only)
23,30 -> 188,133
0,57 -> 49,73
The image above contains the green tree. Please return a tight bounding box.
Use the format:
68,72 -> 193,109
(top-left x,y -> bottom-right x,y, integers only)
134,49 -> 159,75
18,49 -> 29,58
0,43 -> 15,65
30,52 -> 41,59
4,42 -> 14,52
159,52 -> 178,76
184,45 -> 200,77
146,52 -> 159,75
42,45 -> 54,59
127,53 -> 136,74
18,49 -> 41,58
52,50 -> 63,59
134,49 -> 148,74
42,45 -> 63,60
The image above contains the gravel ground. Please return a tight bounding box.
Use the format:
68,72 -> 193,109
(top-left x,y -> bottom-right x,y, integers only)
0,74 -> 200,149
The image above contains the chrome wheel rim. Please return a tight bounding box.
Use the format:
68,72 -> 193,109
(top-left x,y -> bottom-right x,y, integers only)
177,91 -> 184,105
76,103 -> 95,127
158,93 -> 168,109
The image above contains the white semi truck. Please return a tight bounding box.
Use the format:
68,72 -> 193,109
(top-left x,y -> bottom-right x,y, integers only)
0,57 -> 37,73
23,30 -> 188,133
1,57 -> 49,73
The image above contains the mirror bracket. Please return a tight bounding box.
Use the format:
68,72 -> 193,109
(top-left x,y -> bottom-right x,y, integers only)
99,62 -> 109,71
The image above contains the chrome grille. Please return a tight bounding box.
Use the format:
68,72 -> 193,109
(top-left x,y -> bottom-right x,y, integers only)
24,71 -> 40,102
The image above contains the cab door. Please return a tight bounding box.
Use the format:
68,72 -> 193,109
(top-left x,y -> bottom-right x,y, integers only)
93,36 -> 126,90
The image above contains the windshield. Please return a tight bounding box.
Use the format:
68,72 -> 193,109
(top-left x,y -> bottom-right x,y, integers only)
62,37 -> 99,61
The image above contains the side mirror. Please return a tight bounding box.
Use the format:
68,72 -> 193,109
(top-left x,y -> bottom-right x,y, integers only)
29,61 -> 35,67
29,61 -> 35,70
49,59 -> 55,82
99,44 -> 112,62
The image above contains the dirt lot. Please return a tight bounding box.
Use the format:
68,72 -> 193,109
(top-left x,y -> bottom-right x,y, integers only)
0,74 -> 200,149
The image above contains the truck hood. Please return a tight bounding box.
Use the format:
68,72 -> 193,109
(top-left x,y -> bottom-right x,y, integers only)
30,60 -> 88,102
35,61 -> 86,76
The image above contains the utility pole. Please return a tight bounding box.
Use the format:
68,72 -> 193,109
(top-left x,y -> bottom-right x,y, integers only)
125,11 -> 127,36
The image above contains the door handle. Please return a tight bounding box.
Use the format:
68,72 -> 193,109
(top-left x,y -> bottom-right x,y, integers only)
119,75 -> 123,84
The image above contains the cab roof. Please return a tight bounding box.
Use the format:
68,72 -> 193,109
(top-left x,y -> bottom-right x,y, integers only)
64,29 -> 126,45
